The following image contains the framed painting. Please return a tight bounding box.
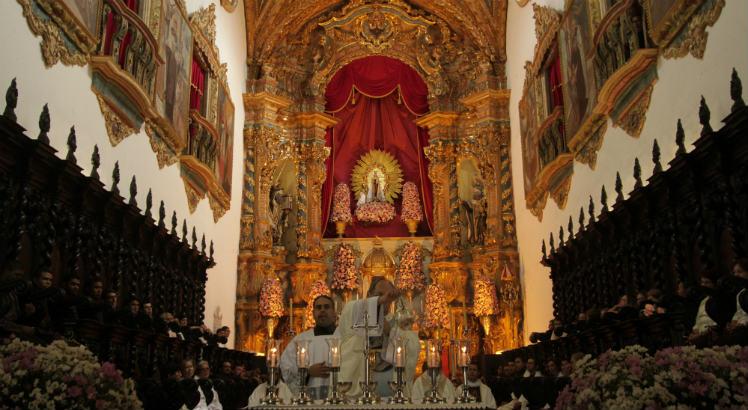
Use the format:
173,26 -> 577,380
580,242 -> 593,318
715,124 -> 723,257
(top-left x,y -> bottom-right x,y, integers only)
558,0 -> 596,141
643,0 -> 706,47
158,0 -> 192,141
216,84 -> 234,196
60,0 -> 101,39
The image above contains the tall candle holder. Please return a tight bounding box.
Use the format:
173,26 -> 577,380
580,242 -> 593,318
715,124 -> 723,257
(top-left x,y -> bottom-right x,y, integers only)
261,339 -> 283,405
292,340 -> 314,405
324,337 -> 346,404
387,338 -> 410,404
353,309 -> 380,405
455,339 -> 475,403
422,339 -> 446,404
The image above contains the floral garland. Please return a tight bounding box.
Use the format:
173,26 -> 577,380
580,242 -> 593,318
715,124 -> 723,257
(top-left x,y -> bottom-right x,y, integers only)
304,280 -> 332,329
472,276 -> 499,317
395,241 -> 425,292
259,276 -> 284,318
355,201 -> 396,224
400,181 -> 423,221
556,345 -> 748,409
0,338 -> 142,409
423,283 -> 450,330
331,183 -> 353,223
332,243 -> 358,290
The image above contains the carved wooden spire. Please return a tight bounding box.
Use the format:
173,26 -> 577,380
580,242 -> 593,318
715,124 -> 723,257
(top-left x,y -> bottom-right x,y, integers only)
549,232 -> 555,252
601,186 -> 609,212
129,176 -> 137,206
210,240 -> 214,259
158,201 -> 166,228
192,227 -> 198,248
567,216 -> 574,239
731,68 -> 745,112
675,119 -> 686,155
171,211 -> 178,234
91,145 -> 100,179
652,139 -> 662,173
201,234 -> 206,254
541,239 -> 547,259
111,161 -> 120,195
588,195 -> 596,223
145,189 -> 153,218
66,126 -> 77,164
559,226 -> 565,247
182,220 -> 188,242
699,96 -> 713,136
579,207 -> 585,232
38,104 -> 50,144
4,78 -> 18,122
615,172 -> 624,202
633,158 -> 642,189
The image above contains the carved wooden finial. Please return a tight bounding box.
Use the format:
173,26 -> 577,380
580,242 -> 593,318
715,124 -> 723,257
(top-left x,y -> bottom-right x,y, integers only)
182,220 -> 188,242
128,176 -> 137,206
91,145 -> 100,179
210,240 -> 214,259
541,239 -> 547,259
633,158 -> 642,189
171,211 -> 178,234
66,126 -> 77,164
652,139 -> 662,173
731,68 -> 745,112
558,226 -> 564,247
192,227 -> 197,248
579,207 -> 586,231
699,95 -> 713,136
601,186 -> 609,212
588,195 -> 596,222
3,78 -> 18,121
111,161 -> 120,195
615,172 -> 624,202
158,201 -> 166,228
38,104 -> 50,144
145,189 -> 153,218
675,119 -> 686,155
549,232 -> 555,252
567,216 -> 574,239
201,234 -> 206,254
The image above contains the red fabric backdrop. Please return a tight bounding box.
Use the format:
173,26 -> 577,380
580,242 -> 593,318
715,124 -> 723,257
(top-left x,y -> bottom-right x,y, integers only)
321,56 -> 434,238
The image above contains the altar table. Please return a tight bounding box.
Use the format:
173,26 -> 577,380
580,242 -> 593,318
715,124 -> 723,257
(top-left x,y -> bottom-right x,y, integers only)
252,404 -> 491,410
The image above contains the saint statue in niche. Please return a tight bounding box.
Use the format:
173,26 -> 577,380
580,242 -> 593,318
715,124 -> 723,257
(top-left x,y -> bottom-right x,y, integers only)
358,167 -> 387,206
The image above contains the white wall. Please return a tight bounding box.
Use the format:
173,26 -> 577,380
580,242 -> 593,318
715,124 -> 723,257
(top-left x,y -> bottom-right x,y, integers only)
0,0 -> 246,348
506,0 -> 748,343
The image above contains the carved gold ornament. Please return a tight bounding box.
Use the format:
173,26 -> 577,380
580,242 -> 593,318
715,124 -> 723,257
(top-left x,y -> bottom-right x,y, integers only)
18,0 -> 89,67
351,150 -> 404,205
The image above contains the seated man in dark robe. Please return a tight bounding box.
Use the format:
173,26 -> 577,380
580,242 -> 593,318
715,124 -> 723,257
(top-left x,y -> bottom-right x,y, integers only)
118,296 -> 143,329
80,279 -> 107,322
52,276 -> 87,332
18,270 -> 59,329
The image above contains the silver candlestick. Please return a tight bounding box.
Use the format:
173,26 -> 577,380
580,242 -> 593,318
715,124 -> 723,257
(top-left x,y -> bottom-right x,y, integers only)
456,365 -> 476,403
292,367 -> 314,405
353,309 -> 380,404
422,367 -> 446,403
387,366 -> 410,404
260,367 -> 283,405
324,366 -> 347,404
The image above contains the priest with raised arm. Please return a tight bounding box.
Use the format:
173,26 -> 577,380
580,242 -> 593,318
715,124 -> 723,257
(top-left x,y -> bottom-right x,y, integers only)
280,295 -> 339,400
338,276 -> 419,399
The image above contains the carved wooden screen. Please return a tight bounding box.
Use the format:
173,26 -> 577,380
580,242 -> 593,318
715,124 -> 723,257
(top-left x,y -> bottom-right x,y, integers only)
542,73 -> 748,324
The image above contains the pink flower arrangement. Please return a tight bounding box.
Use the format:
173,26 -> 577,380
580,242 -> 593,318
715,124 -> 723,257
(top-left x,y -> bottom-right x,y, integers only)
395,241 -> 425,292
0,338 -> 142,409
472,276 -> 499,317
331,183 -> 353,223
556,345 -> 748,409
304,280 -> 332,329
332,243 -> 359,290
355,201 -> 396,224
423,284 -> 450,330
259,276 -> 284,318
400,181 -> 423,221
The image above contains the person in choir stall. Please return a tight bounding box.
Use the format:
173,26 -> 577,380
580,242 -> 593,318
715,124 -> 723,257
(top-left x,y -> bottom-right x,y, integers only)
246,377 -> 293,408
411,362 -> 456,403
159,361 -> 188,410
195,360 -> 223,410
280,294 -> 339,399
559,359 -> 572,378
513,357 -> 525,377
456,358 -> 497,409
103,290 -> 119,323
80,279 -> 106,322
545,360 -> 560,378
139,301 -> 154,331
52,276 -> 86,331
118,296 -> 144,329
523,358 -> 542,378
182,359 -> 196,380
338,276 -> 415,398
213,361 -> 238,410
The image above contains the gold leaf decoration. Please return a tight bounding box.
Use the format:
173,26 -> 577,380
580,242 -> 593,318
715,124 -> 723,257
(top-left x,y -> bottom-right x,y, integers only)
351,149 -> 404,204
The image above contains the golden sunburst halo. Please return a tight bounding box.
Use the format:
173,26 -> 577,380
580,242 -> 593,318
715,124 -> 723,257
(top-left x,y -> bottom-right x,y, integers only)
351,149 -> 403,204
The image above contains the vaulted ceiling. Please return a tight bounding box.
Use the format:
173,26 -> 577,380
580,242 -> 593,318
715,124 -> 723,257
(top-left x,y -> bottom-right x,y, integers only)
244,0 -> 508,66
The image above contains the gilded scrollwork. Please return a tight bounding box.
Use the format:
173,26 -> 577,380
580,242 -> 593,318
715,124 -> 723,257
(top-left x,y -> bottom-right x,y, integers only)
661,0 -> 725,60
18,0 -> 89,67
95,94 -> 135,146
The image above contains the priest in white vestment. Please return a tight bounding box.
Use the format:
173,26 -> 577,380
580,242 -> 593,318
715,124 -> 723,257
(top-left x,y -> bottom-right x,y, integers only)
280,295 -> 339,400
455,360 -> 497,408
339,277 -> 411,398
411,363 -> 456,404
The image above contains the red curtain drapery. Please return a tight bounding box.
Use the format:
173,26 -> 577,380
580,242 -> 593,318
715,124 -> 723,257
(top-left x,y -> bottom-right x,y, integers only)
321,56 -> 434,238
189,57 -> 206,112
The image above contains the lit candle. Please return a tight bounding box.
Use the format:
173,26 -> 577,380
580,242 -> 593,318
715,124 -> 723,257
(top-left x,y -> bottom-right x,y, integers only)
395,346 -> 404,368
269,346 -> 279,367
330,346 -> 340,368
298,346 -> 308,368
428,343 -> 439,368
459,345 -> 469,367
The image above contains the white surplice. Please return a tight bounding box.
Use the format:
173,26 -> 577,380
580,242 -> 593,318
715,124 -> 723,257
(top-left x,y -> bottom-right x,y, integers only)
411,371 -> 456,404
456,380 -> 497,409
279,327 -> 340,397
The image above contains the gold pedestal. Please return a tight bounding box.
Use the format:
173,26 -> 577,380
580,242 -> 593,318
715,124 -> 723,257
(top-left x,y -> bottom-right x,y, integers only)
405,219 -> 418,236
335,221 -> 346,237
